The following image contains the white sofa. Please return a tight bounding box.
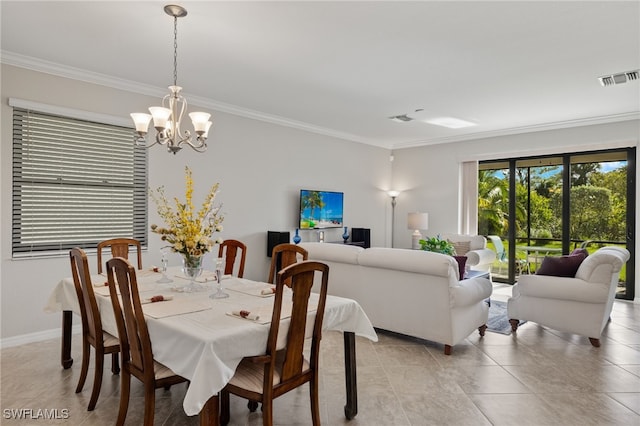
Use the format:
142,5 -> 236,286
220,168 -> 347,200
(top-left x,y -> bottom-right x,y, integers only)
440,234 -> 496,274
508,246 -> 630,346
299,242 -> 493,354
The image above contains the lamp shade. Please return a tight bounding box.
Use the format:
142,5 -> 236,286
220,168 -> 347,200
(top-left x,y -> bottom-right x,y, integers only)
407,212 -> 429,230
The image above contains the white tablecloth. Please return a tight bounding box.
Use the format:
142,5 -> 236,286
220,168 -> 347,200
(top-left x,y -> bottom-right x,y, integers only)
45,267 -> 377,416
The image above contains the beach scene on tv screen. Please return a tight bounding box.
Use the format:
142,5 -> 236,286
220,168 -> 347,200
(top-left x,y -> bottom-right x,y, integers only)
300,190 -> 343,229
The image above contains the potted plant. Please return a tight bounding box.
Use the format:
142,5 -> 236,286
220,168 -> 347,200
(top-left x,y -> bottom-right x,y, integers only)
419,236 -> 456,255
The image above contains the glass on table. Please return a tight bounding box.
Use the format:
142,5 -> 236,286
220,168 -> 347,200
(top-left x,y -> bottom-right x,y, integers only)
210,256 -> 229,299
156,246 -> 173,284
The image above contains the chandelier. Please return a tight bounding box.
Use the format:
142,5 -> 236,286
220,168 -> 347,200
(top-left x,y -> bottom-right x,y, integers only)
130,5 -> 211,154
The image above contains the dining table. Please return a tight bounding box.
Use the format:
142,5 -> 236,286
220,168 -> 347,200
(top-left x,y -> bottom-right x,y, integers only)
45,266 -> 378,424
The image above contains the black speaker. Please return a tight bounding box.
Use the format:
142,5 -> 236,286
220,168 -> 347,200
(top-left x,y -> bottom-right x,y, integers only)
267,231 -> 290,257
351,228 -> 370,248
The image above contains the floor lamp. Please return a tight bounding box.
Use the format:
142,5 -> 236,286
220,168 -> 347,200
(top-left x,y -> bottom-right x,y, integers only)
387,191 -> 400,248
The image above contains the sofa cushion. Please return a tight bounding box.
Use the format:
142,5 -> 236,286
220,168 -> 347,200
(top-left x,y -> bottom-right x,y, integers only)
299,242 -> 363,265
357,248 -> 455,277
450,240 -> 471,256
442,234 -> 486,251
536,251 -> 588,277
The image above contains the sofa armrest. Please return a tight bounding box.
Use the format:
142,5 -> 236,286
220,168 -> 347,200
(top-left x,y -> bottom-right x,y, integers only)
515,274 -> 609,303
465,248 -> 496,267
450,277 -> 492,308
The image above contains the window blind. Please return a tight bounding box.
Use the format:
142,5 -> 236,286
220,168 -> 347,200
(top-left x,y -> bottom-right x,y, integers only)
12,108 -> 148,256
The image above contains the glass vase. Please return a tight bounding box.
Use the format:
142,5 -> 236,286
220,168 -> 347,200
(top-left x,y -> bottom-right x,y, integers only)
180,254 -> 205,292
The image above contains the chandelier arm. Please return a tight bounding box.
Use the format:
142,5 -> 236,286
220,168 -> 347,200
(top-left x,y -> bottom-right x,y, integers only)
185,141 -> 208,153
133,135 -> 162,149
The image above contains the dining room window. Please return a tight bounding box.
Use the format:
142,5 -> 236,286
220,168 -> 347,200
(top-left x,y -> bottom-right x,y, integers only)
11,106 -> 148,257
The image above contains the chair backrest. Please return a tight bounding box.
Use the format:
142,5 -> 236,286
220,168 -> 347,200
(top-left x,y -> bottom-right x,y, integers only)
486,235 -> 506,260
106,257 -> 154,381
97,238 -> 142,274
267,243 -> 308,284
268,260 -> 329,384
218,239 -> 247,278
69,247 -> 103,344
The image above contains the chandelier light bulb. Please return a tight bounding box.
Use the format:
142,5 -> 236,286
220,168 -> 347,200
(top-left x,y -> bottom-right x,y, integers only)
130,113 -> 152,133
203,121 -> 213,138
149,107 -> 172,130
189,112 -> 212,134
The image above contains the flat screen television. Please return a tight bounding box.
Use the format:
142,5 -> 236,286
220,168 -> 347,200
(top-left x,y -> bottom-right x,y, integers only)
299,190 -> 344,229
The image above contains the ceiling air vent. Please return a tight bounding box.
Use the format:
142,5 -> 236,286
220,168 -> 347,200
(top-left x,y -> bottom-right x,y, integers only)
389,114 -> 414,123
598,70 -> 639,87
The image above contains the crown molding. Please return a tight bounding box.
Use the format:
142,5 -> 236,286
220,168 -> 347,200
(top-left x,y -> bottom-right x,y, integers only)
391,112 -> 640,150
1,51 -> 373,146
3,51 -> 637,152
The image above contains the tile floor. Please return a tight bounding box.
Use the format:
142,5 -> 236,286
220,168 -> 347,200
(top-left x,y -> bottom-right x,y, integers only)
1,285 -> 639,425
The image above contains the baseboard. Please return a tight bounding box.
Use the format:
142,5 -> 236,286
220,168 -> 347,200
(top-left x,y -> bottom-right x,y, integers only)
0,325 -> 81,349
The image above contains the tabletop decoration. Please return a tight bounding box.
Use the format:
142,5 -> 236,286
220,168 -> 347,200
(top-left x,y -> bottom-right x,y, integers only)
150,166 -> 224,291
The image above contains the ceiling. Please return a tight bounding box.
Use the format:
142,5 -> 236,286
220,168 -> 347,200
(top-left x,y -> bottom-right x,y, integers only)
2,1 -> 639,150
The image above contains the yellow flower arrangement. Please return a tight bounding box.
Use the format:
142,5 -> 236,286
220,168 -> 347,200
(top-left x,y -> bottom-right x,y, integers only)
149,167 -> 224,267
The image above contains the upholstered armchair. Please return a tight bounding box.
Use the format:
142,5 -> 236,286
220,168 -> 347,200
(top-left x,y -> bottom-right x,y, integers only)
507,246 -> 630,347
441,234 -> 496,274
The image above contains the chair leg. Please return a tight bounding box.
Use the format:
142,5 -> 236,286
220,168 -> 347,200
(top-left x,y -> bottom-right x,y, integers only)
116,370 -> 131,426
111,352 -> 120,374
220,390 -> 230,425
509,319 -> 520,332
444,345 -> 452,355
75,340 -> 90,394
261,398 -> 273,426
87,349 -> 104,411
310,377 -> 321,426
589,337 -> 601,347
478,324 -> 487,337
143,383 -> 156,426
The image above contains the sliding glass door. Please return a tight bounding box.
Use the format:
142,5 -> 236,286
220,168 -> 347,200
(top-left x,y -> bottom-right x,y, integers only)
478,148 -> 635,300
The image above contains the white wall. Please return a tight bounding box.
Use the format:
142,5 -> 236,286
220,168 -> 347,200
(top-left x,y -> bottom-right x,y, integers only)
390,120 -> 640,299
2,64 -> 638,344
0,65 -> 392,342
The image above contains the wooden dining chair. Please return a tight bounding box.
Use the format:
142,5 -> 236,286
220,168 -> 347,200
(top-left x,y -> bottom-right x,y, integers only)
106,257 -> 188,426
218,239 -> 247,278
69,247 -> 120,411
220,260 -> 330,426
97,238 -> 142,274
267,243 -> 308,284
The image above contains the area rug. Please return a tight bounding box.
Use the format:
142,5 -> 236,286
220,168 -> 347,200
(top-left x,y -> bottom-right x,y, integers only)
486,300 -> 525,335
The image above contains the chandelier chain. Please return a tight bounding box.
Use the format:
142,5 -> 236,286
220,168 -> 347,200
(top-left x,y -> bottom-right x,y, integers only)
173,15 -> 178,87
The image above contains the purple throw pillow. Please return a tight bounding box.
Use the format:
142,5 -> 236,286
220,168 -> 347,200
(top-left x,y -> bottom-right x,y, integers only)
570,248 -> 589,258
453,255 -> 467,279
536,251 -> 587,277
